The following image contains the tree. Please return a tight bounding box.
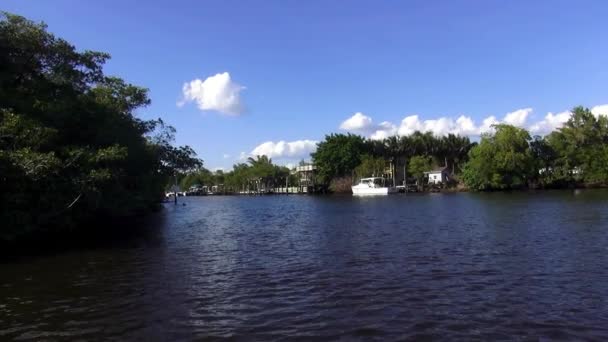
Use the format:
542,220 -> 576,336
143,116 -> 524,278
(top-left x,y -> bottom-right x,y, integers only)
529,135 -> 558,186
440,134 -> 474,174
225,163 -> 251,191
551,106 -> 608,184
311,133 -> 367,185
408,155 -> 432,187
462,124 -> 533,190
247,155 -> 276,190
354,155 -> 386,179
0,13 -> 200,243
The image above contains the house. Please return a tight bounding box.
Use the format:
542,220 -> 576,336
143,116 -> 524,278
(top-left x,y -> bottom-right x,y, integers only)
425,166 -> 449,185
295,163 -> 316,192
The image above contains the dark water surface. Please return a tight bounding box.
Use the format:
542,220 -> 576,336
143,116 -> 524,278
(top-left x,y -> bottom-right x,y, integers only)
2,190 -> 608,340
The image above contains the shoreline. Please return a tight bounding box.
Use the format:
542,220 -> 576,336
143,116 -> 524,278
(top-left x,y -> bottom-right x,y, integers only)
181,184 -> 608,196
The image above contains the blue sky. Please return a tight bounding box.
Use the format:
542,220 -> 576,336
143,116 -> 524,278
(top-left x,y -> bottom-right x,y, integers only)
5,0 -> 608,170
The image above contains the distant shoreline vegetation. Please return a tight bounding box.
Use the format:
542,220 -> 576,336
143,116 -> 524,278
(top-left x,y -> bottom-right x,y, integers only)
180,107 -> 608,194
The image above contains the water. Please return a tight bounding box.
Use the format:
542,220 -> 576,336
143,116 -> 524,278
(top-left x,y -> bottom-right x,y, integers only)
2,190 -> 608,340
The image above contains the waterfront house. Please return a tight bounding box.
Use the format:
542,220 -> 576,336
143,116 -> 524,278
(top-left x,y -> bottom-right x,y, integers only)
295,163 -> 316,192
425,166 -> 449,185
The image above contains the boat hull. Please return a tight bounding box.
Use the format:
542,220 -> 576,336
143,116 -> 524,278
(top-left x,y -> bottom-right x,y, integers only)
352,186 -> 397,196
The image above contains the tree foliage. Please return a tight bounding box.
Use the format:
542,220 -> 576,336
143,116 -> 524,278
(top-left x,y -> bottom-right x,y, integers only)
462,124 -> 534,190
0,13 -> 200,242
178,155 -> 293,192
311,132 -> 474,187
408,155 -> 433,185
354,155 -> 386,179
311,133 -> 367,184
533,106 -> 608,186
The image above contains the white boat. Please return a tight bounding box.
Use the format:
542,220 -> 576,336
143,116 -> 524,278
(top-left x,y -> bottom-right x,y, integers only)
352,177 -> 397,196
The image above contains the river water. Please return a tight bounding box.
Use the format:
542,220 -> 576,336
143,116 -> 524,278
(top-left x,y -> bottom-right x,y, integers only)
2,190 -> 608,340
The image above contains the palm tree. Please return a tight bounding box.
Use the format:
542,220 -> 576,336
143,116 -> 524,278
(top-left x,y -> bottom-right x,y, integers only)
409,131 -> 436,156
247,155 -> 272,167
383,136 -> 402,186
397,135 -> 417,186
365,139 -> 387,157
247,155 -> 274,192
440,134 -> 474,175
441,134 -> 458,172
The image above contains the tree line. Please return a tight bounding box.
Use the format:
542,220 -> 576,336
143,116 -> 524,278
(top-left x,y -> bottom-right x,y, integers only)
181,105 -> 608,194
311,132 -> 475,191
463,107 -> 608,190
180,132 -> 476,194
310,106 -> 608,191
178,155 -> 296,193
0,13 -> 200,244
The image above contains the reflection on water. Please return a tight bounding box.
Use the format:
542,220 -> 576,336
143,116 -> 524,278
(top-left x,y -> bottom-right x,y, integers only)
2,190 -> 608,340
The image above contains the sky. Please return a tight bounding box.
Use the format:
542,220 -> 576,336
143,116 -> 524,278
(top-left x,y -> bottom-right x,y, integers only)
5,0 -> 608,170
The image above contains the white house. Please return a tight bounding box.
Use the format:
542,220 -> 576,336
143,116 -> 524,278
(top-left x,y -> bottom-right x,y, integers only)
425,166 -> 449,185
295,163 -> 316,192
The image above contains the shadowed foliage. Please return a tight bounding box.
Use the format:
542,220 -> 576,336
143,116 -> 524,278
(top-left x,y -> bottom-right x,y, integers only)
0,13 -> 201,243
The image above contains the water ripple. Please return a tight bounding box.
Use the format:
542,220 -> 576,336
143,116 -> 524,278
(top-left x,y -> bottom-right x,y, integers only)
2,191 -> 608,340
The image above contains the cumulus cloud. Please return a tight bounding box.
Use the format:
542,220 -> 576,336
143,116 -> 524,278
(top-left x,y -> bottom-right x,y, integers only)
395,114 -> 483,136
503,108 -> 532,127
479,116 -> 500,134
591,104 -> 608,117
370,121 -> 398,140
341,112 -> 398,140
335,107 -> 596,138
339,109 -> 532,139
456,116 -> 478,135
339,112 -> 374,133
222,153 -> 231,159
179,72 -> 245,115
250,140 -> 318,159
529,111 -> 571,135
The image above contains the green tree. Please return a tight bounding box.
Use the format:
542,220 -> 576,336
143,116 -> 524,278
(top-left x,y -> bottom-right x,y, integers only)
311,133 -> 367,185
462,124 -> 533,190
354,155 -> 386,179
225,163 -> 251,191
529,135 -> 559,186
408,155 -> 432,187
440,134 -> 474,174
0,13 -> 200,243
552,106 -> 608,184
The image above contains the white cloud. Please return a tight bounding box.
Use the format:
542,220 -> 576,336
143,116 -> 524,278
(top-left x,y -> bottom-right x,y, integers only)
370,121 -> 398,140
503,108 -> 532,127
456,115 -> 478,135
250,140 -> 318,159
529,111 -> 571,135
238,152 -> 248,161
223,153 -> 231,159
336,107 -> 585,138
340,112 -> 399,140
339,112 -> 374,133
397,115 -> 424,136
179,72 -> 245,115
479,116 -> 499,134
396,114 -> 481,136
591,104 -> 608,118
